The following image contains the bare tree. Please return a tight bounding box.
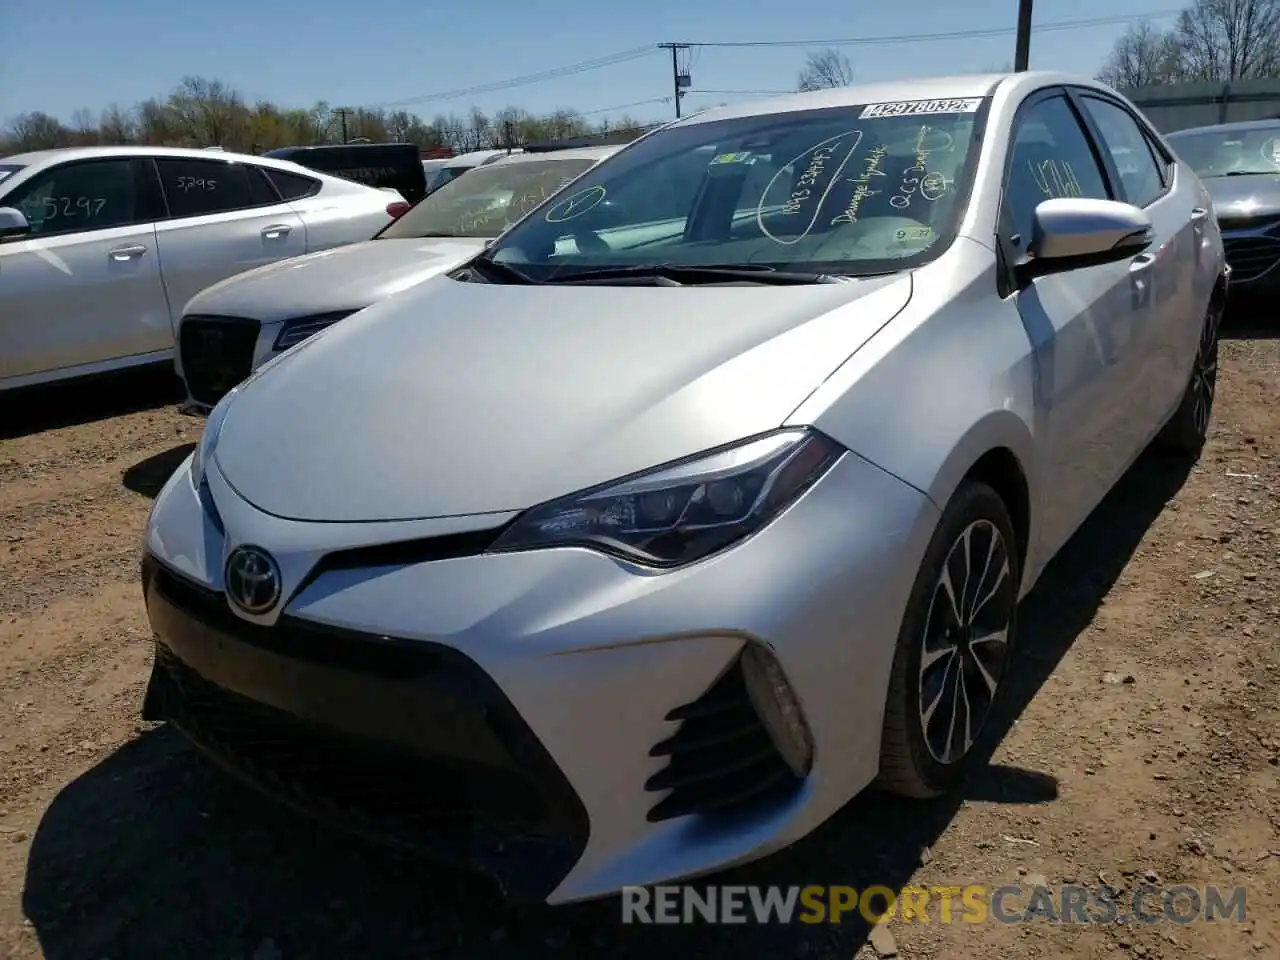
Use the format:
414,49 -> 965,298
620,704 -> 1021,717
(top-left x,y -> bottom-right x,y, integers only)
1173,0 -> 1280,80
69,108 -> 100,145
3,112 -> 71,151
1097,22 -> 1186,87
98,104 -> 137,144
797,49 -> 854,91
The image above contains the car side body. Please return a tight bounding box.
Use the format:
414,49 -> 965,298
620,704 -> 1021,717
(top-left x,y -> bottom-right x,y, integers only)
0,146 -> 399,392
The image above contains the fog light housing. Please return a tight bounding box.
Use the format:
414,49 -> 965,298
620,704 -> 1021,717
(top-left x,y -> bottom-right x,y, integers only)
741,643 -> 814,777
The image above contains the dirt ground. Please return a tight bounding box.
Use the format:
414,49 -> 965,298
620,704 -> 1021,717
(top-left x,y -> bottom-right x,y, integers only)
1,315 -> 1277,960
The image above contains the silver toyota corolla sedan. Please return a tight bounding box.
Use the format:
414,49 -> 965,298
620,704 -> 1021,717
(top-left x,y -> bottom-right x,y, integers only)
140,72 -> 1226,904
0,146 -> 401,392
174,144 -> 619,409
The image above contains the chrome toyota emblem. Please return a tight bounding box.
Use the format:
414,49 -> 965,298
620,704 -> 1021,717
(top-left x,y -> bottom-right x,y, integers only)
224,545 -> 281,615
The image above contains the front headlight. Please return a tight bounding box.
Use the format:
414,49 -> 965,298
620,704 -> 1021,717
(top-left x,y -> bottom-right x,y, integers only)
189,387 -> 238,487
488,429 -> 843,567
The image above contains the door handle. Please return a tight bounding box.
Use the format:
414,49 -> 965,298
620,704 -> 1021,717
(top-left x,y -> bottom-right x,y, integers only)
108,244 -> 146,261
1129,252 -> 1156,272
1191,207 -> 1209,221
261,224 -> 293,239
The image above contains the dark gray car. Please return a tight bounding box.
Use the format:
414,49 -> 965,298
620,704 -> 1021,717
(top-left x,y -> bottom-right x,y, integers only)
1166,119 -> 1280,295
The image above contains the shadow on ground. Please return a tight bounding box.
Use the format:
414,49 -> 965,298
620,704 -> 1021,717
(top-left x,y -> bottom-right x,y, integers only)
0,367 -> 183,442
122,443 -> 197,498
22,450 -> 1193,959
1222,295 -> 1278,340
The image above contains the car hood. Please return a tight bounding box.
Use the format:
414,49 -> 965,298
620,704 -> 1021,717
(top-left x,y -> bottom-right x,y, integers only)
214,271 -> 913,522
182,237 -> 489,322
1202,175 -> 1280,219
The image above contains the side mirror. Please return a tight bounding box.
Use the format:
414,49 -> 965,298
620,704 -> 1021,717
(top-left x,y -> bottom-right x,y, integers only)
0,207 -> 31,241
1016,198 -> 1152,284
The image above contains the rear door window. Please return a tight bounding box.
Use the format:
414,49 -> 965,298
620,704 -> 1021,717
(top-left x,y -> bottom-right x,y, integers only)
154,158 -> 280,218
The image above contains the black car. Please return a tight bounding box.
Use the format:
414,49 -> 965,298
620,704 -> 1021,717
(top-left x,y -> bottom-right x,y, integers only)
1166,119 -> 1280,298
265,143 -> 428,205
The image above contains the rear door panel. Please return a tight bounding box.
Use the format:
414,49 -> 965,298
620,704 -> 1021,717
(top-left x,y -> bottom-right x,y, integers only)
150,157 -> 306,314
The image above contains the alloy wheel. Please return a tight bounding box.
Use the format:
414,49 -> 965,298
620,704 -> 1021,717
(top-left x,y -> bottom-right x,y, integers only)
1189,307 -> 1219,438
918,519 -> 1015,765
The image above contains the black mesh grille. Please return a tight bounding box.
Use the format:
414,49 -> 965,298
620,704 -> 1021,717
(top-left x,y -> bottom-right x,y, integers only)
179,315 -> 261,406
141,555 -> 589,899
645,655 -> 801,822
1223,235 -> 1280,283
153,645 -> 552,833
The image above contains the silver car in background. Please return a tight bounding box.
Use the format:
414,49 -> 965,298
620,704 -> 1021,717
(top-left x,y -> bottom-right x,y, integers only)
141,72 -> 1224,903
0,146 -> 400,392
175,144 -> 619,408
1166,118 -> 1280,297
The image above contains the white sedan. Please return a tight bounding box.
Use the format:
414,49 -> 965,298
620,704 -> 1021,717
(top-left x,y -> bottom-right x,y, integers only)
0,146 -> 404,392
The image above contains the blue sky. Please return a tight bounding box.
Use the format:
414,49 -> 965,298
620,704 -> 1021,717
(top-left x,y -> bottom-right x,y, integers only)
1,0 -> 1182,128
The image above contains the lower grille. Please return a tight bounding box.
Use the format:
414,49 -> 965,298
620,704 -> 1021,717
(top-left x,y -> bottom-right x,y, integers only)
154,646 -> 547,831
141,556 -> 589,899
1222,235 -> 1280,283
179,315 -> 261,406
645,654 -> 802,822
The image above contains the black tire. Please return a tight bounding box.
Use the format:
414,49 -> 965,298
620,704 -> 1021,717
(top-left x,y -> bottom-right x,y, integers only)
877,480 -> 1022,798
1154,300 -> 1221,459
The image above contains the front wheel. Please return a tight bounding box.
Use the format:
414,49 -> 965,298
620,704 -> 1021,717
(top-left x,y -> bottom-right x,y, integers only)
1154,301 -> 1221,458
877,480 -> 1021,798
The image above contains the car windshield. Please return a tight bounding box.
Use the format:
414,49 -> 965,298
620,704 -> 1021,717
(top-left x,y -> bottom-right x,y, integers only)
1167,125 -> 1280,178
378,156 -> 598,240
0,163 -> 24,186
481,100 -> 987,281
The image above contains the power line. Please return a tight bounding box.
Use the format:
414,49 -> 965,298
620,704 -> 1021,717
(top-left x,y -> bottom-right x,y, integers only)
366,46 -> 659,109
578,96 -> 672,117
686,88 -> 793,96
672,10 -> 1182,49
352,9 -> 1177,118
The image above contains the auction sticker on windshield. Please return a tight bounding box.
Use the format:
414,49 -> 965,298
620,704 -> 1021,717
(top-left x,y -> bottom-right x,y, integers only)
859,98 -> 983,119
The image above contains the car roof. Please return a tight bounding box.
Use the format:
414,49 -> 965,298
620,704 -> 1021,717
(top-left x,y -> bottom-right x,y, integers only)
1166,118 -> 1280,137
0,144 -> 348,178
489,144 -> 620,166
674,71 -> 1099,125
445,149 -> 521,167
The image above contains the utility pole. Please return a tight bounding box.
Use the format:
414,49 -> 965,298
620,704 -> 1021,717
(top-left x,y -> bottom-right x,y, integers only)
658,43 -> 691,118
332,107 -> 354,144
1014,0 -> 1033,71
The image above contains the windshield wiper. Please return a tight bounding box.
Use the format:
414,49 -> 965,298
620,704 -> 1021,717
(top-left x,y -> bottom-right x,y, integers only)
543,264 -> 845,285
461,254 -> 540,284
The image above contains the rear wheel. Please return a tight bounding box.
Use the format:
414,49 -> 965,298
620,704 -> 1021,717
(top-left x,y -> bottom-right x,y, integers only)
877,481 -> 1021,798
1155,301 -> 1220,459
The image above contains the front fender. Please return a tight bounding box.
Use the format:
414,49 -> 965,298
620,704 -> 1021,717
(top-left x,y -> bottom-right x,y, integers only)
787,239 -> 1043,593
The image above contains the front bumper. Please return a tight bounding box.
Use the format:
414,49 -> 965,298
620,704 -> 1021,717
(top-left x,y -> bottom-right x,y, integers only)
141,447 -> 940,902
141,553 -> 588,901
